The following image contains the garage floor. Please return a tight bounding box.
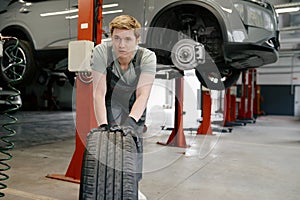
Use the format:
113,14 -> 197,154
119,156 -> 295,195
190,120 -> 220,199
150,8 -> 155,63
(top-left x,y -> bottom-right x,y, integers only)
1,111 -> 300,200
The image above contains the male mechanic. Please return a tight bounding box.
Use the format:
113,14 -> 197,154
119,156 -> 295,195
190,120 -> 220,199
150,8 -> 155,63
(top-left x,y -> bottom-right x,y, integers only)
91,15 -> 156,199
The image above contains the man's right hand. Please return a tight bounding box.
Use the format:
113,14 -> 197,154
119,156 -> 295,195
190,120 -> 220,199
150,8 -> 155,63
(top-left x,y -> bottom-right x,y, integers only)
98,124 -> 109,131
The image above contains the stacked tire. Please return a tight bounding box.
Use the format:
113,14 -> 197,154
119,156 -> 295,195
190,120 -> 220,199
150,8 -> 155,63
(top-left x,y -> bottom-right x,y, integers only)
79,129 -> 138,200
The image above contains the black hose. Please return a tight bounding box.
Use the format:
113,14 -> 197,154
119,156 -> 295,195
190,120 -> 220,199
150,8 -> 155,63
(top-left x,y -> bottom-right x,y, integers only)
0,36 -> 22,197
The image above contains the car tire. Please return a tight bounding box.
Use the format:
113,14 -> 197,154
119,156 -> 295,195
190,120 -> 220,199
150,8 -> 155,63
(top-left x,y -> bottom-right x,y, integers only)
0,39 -> 37,85
79,129 -> 138,200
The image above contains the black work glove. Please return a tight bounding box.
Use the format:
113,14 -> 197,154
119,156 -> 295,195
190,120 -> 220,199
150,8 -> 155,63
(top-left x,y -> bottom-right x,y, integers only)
122,117 -> 140,146
98,124 -> 109,131
123,116 -> 139,130
109,124 -> 122,132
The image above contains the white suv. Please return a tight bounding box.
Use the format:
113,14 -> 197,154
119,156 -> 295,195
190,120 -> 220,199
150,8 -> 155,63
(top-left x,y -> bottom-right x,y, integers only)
0,0 -> 280,89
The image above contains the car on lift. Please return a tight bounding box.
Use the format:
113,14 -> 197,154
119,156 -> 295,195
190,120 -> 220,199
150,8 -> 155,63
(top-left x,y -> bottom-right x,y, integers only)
0,0 -> 280,90
135,0 -> 280,89
0,0 -> 77,86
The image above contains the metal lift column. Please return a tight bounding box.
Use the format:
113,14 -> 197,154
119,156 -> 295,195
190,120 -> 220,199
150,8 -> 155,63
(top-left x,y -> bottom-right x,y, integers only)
253,69 -> 264,117
245,69 -> 254,121
223,87 -> 234,126
47,0 -> 102,183
157,76 -> 188,147
238,70 -> 247,120
157,37 -> 205,147
197,87 -> 213,135
224,85 -> 245,127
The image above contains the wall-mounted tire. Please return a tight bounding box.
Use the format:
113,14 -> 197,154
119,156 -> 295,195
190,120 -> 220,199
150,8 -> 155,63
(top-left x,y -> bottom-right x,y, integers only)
0,39 -> 37,85
79,129 -> 138,200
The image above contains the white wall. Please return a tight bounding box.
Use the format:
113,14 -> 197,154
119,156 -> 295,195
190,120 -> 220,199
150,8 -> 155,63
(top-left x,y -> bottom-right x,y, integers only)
257,53 -> 300,85
146,70 -> 201,130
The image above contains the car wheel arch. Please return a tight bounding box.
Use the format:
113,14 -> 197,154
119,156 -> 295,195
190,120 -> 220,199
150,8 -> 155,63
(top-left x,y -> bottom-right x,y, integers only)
145,1 -> 243,89
0,26 -> 39,85
146,1 -> 229,45
1,25 -> 36,53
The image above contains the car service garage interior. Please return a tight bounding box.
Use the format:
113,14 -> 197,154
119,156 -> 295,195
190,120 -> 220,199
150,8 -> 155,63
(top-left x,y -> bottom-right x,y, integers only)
0,0 -> 300,199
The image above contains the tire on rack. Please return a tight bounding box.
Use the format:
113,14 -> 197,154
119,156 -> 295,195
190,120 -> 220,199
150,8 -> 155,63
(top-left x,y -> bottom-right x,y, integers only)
0,39 -> 37,85
79,129 -> 138,200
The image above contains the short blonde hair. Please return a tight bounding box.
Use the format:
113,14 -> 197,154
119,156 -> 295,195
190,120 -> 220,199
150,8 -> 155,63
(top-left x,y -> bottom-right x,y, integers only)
109,15 -> 141,38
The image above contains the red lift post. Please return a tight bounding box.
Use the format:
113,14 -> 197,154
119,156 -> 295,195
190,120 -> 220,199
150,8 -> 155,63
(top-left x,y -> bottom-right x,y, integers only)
197,88 -> 213,135
245,69 -> 254,120
238,71 -> 247,120
237,69 -> 255,124
157,77 -> 189,148
224,85 -> 245,127
253,69 -> 264,116
223,87 -> 233,126
47,0 -> 102,183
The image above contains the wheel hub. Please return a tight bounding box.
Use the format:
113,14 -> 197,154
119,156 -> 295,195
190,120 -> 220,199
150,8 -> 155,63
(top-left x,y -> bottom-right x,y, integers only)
171,38 -> 205,70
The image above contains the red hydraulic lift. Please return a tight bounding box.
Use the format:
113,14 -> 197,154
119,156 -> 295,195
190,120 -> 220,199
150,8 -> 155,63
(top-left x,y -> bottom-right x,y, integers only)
253,69 -> 265,116
197,87 -> 232,134
238,71 -> 247,120
157,77 -> 189,148
245,69 -> 254,120
47,0 -> 102,183
223,87 -> 234,126
197,88 -> 213,135
238,69 -> 255,124
223,85 -> 245,127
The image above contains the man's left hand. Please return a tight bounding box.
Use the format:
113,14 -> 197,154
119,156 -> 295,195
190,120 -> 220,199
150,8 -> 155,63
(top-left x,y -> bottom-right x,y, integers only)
122,116 -> 139,140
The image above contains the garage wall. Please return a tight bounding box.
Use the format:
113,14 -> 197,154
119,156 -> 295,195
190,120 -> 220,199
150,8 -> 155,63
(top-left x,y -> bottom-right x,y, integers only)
257,56 -> 300,85
260,85 -> 294,115
146,71 -> 201,129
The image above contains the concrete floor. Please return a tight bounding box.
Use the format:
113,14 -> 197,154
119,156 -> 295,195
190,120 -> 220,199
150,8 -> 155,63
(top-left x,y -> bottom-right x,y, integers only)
0,111 -> 300,200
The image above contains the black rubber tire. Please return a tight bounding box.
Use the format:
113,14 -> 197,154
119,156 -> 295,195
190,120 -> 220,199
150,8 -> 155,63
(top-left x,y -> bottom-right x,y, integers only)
79,129 -> 138,200
0,39 -> 37,85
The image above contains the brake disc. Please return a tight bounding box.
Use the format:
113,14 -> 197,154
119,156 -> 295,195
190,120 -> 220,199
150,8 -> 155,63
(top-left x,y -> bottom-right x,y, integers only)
171,38 -> 205,70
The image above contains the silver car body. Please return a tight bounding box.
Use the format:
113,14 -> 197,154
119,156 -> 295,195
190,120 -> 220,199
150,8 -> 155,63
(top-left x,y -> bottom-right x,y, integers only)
0,0 -> 71,50
0,0 -> 279,88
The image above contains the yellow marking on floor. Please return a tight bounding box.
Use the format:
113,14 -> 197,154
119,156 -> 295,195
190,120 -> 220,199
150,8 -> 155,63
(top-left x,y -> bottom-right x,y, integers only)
3,188 -> 60,200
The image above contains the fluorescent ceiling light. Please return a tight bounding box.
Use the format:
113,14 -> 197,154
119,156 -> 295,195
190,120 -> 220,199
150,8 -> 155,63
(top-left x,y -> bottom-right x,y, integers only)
65,9 -> 123,19
103,4 -> 119,9
41,4 -> 120,17
103,10 -> 123,15
41,9 -> 78,17
65,15 -> 78,20
276,7 -> 300,14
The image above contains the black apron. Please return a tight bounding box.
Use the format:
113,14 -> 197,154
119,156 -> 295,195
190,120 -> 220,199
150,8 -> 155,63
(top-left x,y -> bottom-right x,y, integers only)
105,46 -> 145,181
105,46 -> 146,126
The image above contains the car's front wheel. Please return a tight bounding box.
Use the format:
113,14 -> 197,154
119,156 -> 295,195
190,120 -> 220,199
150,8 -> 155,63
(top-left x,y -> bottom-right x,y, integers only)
0,39 -> 37,85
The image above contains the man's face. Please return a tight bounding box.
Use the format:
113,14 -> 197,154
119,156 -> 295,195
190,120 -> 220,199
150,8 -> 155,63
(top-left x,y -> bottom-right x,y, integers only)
111,28 -> 139,59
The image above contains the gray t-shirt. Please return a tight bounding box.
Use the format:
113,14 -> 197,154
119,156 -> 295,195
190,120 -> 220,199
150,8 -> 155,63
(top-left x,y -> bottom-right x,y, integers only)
91,41 -> 156,84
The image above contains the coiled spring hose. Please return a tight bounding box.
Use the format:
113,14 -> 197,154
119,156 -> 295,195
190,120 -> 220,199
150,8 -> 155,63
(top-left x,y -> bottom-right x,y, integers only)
0,35 -> 22,197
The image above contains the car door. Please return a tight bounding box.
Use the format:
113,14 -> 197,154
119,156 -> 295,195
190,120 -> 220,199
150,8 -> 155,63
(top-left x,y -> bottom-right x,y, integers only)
69,0 -> 78,41
14,0 -> 70,50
